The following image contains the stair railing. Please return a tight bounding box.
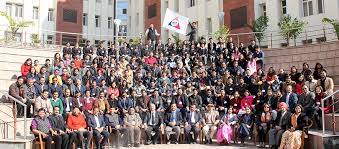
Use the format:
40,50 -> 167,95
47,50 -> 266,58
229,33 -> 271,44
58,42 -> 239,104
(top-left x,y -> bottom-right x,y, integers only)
322,90 -> 339,135
0,92 -> 27,140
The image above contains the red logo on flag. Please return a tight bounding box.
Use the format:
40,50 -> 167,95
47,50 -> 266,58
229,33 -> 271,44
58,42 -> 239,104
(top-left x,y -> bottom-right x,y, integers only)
168,17 -> 180,30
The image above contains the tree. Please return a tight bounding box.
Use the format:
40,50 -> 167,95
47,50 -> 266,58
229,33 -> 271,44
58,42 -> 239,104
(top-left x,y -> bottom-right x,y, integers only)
322,18 -> 339,40
251,16 -> 269,46
278,15 -> 307,46
213,25 -> 230,42
171,34 -> 182,45
0,11 -> 33,41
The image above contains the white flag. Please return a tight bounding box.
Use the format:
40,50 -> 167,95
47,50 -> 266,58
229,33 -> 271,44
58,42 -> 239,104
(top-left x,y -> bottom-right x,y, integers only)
162,8 -> 189,35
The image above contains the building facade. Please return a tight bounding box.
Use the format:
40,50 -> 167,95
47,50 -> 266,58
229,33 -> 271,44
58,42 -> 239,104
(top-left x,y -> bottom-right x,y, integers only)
0,0 -> 116,46
127,0 -> 144,39
117,0 -> 128,37
254,0 -> 338,47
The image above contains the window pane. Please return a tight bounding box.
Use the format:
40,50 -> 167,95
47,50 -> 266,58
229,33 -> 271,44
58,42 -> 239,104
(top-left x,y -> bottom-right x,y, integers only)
303,3 -> 308,16
148,4 -> 157,18
308,1 -> 313,15
230,6 -> 247,29
63,9 -> 77,23
318,0 -> 324,13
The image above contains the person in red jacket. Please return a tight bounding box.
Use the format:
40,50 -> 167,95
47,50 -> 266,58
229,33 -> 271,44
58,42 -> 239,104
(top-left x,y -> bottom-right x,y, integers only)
67,107 -> 93,149
21,58 -> 32,78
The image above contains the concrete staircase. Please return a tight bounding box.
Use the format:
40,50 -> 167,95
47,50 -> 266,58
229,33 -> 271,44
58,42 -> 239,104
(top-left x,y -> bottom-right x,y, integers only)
263,40 -> 339,85
0,45 -> 59,92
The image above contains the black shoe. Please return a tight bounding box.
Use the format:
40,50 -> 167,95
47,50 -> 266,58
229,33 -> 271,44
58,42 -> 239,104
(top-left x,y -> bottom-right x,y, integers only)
134,143 -> 140,147
145,141 -> 152,145
209,139 -> 213,144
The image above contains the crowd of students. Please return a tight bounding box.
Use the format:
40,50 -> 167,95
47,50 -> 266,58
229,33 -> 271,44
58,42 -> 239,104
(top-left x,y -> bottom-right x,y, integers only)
8,25 -> 335,149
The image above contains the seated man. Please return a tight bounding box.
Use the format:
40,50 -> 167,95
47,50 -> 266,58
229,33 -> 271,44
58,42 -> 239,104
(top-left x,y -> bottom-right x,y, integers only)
87,107 -> 110,149
124,107 -> 142,147
34,89 -> 53,115
48,106 -> 77,149
105,107 -> 125,148
268,102 -> 291,149
184,104 -> 202,144
165,103 -> 183,144
67,107 -> 93,149
31,108 -> 61,149
202,103 -> 219,144
143,103 -> 163,145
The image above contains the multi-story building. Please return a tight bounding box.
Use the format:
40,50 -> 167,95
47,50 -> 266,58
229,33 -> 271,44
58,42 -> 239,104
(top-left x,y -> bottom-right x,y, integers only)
0,0 -> 57,44
254,0 -> 338,47
0,0 -> 116,46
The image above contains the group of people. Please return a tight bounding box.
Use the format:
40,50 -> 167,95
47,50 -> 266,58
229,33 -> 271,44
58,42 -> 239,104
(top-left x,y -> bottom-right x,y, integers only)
8,24 -> 335,149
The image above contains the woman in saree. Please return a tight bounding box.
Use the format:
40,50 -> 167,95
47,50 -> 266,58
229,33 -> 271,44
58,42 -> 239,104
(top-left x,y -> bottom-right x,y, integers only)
216,107 -> 238,145
279,104 -> 311,149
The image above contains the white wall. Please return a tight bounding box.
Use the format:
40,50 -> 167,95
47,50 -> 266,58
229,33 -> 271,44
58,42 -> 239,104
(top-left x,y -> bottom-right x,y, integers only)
161,0 -> 223,41
0,0 -> 56,43
83,0 -> 115,45
254,0 -> 338,48
127,0 -> 144,39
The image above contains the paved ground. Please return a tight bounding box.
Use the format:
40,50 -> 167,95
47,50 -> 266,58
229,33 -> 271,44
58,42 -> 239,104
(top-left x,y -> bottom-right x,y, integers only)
116,143 -> 257,149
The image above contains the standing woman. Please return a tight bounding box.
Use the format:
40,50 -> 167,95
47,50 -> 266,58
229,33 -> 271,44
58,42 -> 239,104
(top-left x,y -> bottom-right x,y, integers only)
257,103 -> 273,148
238,106 -> 254,147
216,107 -> 238,145
21,58 -> 32,79
247,54 -> 257,76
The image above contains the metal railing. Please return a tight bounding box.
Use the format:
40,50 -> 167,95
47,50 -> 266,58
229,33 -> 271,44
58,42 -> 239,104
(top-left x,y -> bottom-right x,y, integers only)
0,92 -> 27,140
321,90 -> 339,135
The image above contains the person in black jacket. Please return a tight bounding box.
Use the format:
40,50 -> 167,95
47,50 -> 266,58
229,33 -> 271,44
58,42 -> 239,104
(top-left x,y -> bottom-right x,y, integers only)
48,106 -> 77,149
186,22 -> 197,43
184,104 -> 202,144
165,103 -> 183,144
268,102 -> 291,149
143,103 -> 163,145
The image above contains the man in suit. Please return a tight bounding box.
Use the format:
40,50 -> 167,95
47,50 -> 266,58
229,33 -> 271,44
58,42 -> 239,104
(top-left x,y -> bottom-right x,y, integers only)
184,104 -> 202,144
165,103 -> 183,144
298,85 -> 315,117
105,107 -> 124,148
118,91 -> 133,114
34,76 -> 49,97
173,88 -> 189,119
62,89 -> 73,117
87,107 -> 110,149
202,103 -> 219,144
124,107 -> 142,147
268,102 -> 291,149
49,76 -> 63,98
48,106 -> 77,149
143,103 -> 163,145
280,85 -> 298,112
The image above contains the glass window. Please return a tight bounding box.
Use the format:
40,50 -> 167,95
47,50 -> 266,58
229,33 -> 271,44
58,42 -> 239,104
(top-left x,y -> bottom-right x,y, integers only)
281,0 -> 287,15
33,7 -> 39,19
108,17 -> 112,29
15,4 -> 23,18
83,13 -> 88,26
6,3 -> 12,16
189,0 -> 196,7
122,9 -> 127,14
48,9 -> 54,21
302,0 -> 313,17
95,15 -> 101,27
207,18 -> 212,34
318,0 -> 324,14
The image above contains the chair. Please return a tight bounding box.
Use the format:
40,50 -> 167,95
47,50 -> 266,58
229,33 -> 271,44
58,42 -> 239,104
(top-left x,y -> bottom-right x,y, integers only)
33,133 -> 76,149
89,126 -> 110,149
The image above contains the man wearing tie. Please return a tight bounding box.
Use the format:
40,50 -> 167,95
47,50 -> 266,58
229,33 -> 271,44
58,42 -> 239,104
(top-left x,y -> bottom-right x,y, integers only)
143,103 -> 163,145
184,104 -> 202,144
280,85 -> 298,112
87,107 -> 110,149
165,103 -> 183,144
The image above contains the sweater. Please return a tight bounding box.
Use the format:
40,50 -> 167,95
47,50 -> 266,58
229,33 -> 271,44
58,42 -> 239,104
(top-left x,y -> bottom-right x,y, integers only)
49,98 -> 64,114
